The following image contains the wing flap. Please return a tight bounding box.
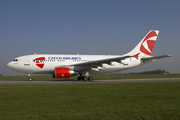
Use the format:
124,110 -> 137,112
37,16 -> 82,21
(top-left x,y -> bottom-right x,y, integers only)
73,56 -> 132,67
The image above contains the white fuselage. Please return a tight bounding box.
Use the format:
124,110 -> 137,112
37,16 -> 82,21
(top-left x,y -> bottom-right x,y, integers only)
7,54 -> 142,75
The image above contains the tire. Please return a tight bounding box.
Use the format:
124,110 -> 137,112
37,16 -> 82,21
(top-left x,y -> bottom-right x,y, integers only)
29,77 -> 33,81
83,76 -> 88,81
77,77 -> 81,81
88,76 -> 93,81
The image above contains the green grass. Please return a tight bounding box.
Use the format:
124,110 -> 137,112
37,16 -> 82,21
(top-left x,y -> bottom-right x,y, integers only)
0,74 -> 180,80
0,82 -> 180,120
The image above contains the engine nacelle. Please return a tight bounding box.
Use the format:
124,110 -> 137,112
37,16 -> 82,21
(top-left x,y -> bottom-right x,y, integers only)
53,67 -> 76,78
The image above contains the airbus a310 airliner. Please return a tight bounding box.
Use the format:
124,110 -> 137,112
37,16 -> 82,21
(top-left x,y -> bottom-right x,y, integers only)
7,30 -> 171,81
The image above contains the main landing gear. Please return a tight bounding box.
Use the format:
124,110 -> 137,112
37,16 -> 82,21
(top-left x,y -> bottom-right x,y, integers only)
77,73 -> 93,81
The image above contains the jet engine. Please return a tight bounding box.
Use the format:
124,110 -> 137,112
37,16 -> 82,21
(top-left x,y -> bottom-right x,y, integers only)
53,67 -> 77,78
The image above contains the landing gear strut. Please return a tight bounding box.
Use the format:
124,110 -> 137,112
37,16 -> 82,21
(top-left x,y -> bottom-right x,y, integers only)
28,74 -> 33,81
77,73 -> 93,81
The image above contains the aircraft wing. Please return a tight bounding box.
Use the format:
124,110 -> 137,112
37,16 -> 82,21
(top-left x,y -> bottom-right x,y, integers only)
141,55 -> 172,62
72,56 -> 132,71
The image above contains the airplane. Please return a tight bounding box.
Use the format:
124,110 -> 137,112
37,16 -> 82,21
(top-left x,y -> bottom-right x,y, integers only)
7,30 -> 171,81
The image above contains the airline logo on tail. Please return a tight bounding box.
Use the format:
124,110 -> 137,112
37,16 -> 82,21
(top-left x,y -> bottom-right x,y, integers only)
140,31 -> 158,56
33,57 -> 45,68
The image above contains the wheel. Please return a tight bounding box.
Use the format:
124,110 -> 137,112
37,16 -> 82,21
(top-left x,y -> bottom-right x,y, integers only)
29,77 -> 33,81
77,77 -> 81,81
88,76 -> 93,81
83,76 -> 88,81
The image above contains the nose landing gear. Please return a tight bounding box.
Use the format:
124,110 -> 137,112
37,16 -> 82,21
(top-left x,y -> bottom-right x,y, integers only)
28,77 -> 33,81
28,74 -> 33,81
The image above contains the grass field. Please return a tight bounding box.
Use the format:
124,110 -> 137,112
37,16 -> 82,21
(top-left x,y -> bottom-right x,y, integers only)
0,82 -> 180,120
1,74 -> 180,80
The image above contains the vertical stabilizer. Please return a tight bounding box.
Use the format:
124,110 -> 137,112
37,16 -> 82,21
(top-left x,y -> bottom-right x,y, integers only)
125,30 -> 159,58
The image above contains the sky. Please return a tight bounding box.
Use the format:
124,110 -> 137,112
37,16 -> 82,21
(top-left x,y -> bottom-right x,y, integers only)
0,0 -> 180,76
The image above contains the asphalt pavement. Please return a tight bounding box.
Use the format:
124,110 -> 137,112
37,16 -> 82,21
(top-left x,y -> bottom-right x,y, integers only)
0,78 -> 180,85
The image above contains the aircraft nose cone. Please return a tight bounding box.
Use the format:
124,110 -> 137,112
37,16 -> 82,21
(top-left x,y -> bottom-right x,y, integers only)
7,62 -> 12,69
7,61 -> 19,71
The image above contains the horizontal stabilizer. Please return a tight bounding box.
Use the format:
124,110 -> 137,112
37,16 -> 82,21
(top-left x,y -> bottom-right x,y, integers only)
141,55 -> 172,61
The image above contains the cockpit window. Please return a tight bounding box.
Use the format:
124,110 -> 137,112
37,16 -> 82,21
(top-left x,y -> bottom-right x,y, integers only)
13,59 -> 18,62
